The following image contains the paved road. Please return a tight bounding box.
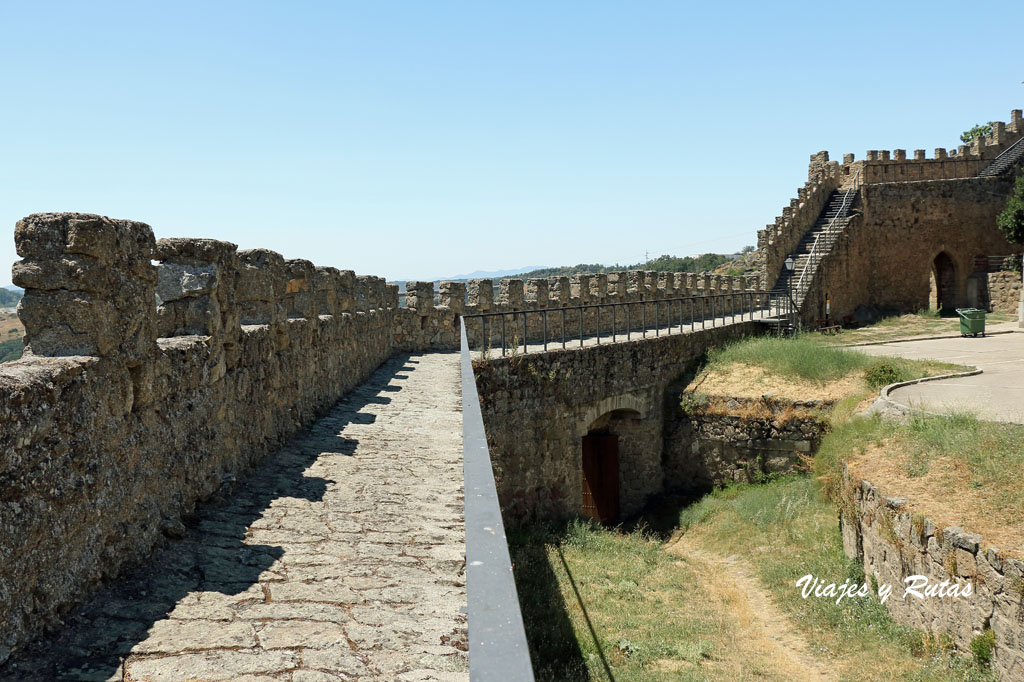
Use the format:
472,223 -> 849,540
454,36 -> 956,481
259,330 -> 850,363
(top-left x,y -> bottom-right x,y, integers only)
858,330 -> 1024,423
1,353 -> 468,682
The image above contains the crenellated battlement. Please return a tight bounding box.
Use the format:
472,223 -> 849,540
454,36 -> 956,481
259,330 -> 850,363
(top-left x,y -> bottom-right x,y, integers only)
0,213 -> 765,663
757,108 -> 1024,292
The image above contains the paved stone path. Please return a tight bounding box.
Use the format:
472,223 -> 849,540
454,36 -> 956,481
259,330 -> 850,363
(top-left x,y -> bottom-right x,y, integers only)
1,353 -> 468,682
859,330 -> 1024,423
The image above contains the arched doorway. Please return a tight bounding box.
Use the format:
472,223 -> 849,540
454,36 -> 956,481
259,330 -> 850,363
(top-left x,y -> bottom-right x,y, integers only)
582,430 -> 619,523
580,407 -> 643,523
929,252 -> 957,313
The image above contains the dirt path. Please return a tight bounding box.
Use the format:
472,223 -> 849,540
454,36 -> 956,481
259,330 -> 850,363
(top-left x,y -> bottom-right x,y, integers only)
667,533 -> 837,682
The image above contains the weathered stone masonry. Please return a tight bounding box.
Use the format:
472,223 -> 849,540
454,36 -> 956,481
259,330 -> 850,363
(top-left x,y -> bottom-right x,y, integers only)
472,321 -> 762,521
757,108 -> 1024,322
840,469 -> 1024,681
0,212 -> 760,663
0,213 -> 462,664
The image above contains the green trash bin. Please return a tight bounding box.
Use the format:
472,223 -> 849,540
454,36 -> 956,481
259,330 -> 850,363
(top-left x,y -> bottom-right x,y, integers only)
956,308 -> 986,337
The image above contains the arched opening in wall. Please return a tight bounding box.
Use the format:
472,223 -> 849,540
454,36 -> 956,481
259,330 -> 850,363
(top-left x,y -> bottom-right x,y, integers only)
581,408 -> 639,524
929,252 -> 957,314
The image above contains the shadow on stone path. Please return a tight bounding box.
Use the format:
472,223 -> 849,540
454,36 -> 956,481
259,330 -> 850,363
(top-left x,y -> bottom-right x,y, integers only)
1,352 -> 468,682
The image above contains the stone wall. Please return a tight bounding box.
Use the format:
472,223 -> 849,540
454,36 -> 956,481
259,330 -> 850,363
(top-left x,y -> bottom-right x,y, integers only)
472,321 -> 761,521
801,177 -> 1018,324
757,108 -> 1023,306
663,395 -> 830,491
0,212 -> 465,664
756,153 -> 845,291
444,273 -> 763,352
840,469 -> 1024,680
972,270 -> 1023,315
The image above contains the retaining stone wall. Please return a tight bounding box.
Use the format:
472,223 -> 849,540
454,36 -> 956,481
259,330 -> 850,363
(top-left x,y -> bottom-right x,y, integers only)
840,468 -> 1024,680
663,396 -> 830,491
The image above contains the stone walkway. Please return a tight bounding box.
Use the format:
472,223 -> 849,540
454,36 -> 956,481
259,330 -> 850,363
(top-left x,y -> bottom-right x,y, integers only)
859,330 -> 1024,423
1,353 -> 468,682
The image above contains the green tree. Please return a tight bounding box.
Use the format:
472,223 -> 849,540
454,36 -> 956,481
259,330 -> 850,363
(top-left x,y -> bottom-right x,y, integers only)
997,174 -> 1024,245
960,122 -> 993,144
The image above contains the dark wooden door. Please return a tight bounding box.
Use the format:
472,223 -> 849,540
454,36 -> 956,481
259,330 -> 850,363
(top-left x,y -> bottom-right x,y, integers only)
581,433 -> 620,524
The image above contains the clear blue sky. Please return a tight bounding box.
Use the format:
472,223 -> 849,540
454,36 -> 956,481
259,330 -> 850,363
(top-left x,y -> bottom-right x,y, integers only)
1,1 -> 1021,283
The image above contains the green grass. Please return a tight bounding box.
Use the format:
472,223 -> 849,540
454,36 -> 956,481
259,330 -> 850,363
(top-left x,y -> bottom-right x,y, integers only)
0,337 -> 23,363
702,335 -> 967,386
510,478 -> 996,681
676,478 -> 996,681
509,520 -> 743,682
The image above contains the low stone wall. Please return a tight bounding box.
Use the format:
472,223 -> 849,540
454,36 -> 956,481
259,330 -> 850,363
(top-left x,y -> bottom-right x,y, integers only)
0,213 -> 465,664
982,270 -> 1022,315
663,395 -> 830,491
840,469 -> 1024,680
473,321 -> 761,522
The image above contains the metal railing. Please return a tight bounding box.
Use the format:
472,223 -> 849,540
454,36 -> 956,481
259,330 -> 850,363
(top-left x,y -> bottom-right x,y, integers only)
793,169 -> 861,306
978,134 -> 1024,176
460,322 -> 535,681
463,291 -> 795,356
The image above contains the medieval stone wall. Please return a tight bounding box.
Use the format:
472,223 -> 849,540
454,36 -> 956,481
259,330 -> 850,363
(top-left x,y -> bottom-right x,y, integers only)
801,177 -> 1018,323
757,108 -> 1023,299
841,469 -> 1024,680
663,396 -> 830,491
0,213 -> 467,664
471,321 -> 760,522
973,270 -> 1023,315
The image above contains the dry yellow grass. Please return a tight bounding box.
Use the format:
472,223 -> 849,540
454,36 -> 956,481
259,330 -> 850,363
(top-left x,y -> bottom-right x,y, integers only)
688,363 -> 866,402
848,441 -> 1024,558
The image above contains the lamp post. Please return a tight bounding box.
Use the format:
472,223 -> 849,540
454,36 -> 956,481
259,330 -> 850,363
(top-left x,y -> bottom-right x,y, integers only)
784,255 -> 798,335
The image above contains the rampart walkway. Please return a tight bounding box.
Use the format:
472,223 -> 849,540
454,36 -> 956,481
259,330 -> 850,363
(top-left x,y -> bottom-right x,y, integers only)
1,353 -> 468,682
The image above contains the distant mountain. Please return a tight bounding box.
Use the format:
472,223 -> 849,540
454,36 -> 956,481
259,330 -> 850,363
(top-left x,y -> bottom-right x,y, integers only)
0,288 -> 21,307
3,285 -> 22,293
438,266 -> 550,281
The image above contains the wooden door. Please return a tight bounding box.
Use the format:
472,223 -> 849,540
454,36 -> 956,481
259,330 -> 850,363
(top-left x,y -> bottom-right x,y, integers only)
581,433 -> 620,524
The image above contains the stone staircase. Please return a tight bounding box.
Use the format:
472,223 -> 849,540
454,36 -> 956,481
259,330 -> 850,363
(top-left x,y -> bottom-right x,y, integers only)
770,187 -> 860,310
978,135 -> 1024,177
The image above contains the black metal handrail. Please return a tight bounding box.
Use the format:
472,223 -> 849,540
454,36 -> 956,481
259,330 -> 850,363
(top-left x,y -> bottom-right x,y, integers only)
464,291 -> 793,356
460,322 -> 536,681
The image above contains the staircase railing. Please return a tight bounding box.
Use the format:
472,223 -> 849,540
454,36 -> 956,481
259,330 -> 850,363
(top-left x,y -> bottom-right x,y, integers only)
792,169 -> 861,306
978,134 -> 1024,176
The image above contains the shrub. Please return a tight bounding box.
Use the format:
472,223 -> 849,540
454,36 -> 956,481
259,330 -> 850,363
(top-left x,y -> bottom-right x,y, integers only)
864,360 -> 905,390
970,628 -> 995,667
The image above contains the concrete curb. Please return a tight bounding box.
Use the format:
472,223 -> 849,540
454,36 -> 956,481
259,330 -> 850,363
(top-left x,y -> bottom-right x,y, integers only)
864,368 -> 983,420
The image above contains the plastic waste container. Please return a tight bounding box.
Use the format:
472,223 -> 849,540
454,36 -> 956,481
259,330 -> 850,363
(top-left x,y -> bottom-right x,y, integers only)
956,308 -> 986,337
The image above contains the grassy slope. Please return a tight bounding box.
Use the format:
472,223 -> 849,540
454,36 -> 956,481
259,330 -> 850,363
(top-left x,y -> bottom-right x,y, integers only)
511,478 -> 995,681
510,336 -> 997,680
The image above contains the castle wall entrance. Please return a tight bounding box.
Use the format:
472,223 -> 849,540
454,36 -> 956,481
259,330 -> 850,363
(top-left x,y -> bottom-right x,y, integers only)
581,431 -> 620,523
929,251 -> 957,312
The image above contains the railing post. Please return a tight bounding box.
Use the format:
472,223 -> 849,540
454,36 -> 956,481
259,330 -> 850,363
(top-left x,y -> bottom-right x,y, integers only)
501,314 -> 506,357
561,308 -> 566,349
542,309 -> 548,352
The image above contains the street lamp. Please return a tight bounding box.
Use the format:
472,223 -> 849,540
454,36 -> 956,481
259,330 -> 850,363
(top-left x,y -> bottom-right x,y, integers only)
782,255 -> 798,335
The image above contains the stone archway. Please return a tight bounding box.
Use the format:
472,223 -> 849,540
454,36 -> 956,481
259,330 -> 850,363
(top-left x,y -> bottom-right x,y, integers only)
576,393 -> 657,522
929,251 -> 957,313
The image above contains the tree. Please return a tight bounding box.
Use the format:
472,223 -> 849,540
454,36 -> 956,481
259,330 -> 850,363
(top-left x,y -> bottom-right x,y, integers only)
740,244 -> 756,254
997,174 -> 1024,245
961,122 -> 993,144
